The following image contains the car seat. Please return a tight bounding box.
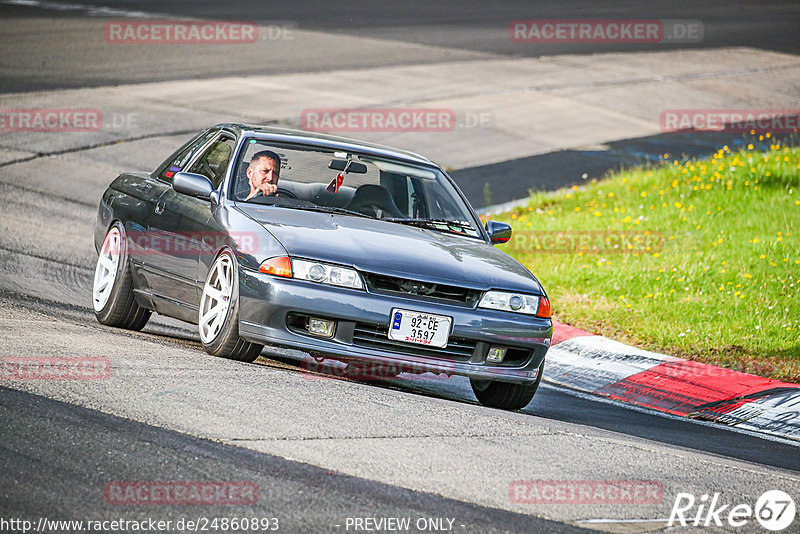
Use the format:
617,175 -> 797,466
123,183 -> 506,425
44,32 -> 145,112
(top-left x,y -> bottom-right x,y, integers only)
344,184 -> 405,218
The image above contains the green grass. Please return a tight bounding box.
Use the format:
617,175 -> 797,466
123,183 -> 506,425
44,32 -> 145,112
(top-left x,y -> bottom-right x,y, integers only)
490,137 -> 800,382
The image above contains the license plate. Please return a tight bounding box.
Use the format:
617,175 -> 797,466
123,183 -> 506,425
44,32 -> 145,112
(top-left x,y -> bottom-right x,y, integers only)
388,309 -> 451,348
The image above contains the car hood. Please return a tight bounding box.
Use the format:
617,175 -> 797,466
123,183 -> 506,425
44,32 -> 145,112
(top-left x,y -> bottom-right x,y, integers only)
238,205 -> 543,294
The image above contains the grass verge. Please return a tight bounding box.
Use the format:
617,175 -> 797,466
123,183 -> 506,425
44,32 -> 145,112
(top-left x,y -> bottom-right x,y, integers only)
491,136 -> 799,382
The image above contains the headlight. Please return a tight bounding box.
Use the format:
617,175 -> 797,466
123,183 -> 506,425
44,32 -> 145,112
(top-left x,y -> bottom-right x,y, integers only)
478,290 -> 551,318
292,259 -> 364,289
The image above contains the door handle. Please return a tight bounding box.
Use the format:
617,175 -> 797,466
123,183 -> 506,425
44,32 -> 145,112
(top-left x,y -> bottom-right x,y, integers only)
154,201 -> 165,215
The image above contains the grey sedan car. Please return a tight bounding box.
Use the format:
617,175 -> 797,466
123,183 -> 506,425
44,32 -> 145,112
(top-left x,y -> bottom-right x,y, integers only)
93,124 -> 552,409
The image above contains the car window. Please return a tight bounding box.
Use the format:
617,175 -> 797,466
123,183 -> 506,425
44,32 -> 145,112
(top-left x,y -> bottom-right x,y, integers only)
187,137 -> 236,190
156,130 -> 217,184
231,139 -> 481,238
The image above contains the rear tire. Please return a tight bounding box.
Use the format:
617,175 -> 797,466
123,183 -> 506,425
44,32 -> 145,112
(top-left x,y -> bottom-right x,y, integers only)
470,358 -> 545,410
199,250 -> 263,363
92,222 -> 151,331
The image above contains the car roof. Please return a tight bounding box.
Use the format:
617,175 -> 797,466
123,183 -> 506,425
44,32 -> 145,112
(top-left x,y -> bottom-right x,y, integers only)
215,123 -> 436,167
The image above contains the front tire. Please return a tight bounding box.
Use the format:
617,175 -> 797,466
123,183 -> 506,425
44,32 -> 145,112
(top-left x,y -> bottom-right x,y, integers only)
199,250 -> 263,362
470,358 -> 545,410
92,222 -> 151,330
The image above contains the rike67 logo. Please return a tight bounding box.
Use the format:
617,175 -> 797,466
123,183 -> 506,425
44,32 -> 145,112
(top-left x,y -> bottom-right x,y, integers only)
669,490 -> 796,531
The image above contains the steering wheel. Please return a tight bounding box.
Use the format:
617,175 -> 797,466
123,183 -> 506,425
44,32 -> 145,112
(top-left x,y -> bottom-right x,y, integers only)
198,161 -> 216,182
276,187 -> 298,199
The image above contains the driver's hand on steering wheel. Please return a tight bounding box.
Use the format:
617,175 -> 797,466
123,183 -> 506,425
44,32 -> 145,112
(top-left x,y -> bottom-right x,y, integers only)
245,181 -> 278,200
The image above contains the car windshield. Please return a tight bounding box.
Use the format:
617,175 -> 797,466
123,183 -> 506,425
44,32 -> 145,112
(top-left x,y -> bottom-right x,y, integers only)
231,139 -> 482,238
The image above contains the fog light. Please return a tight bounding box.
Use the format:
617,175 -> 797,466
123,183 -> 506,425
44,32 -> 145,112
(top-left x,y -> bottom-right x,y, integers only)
486,346 -> 507,363
307,317 -> 335,338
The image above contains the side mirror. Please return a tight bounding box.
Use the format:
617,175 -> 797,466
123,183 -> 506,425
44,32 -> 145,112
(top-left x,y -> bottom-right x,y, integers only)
173,172 -> 214,200
485,220 -> 512,244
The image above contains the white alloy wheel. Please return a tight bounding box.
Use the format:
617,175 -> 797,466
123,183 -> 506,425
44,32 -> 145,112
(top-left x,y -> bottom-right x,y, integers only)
199,254 -> 235,344
93,227 -> 121,312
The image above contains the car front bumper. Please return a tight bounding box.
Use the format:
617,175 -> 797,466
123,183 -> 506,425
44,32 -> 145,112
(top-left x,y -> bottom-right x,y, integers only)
237,268 -> 552,385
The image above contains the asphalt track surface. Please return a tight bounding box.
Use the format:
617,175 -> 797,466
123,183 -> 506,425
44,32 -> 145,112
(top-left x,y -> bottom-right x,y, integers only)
1,1 -> 800,532
1,285 -> 799,531
3,0 -> 798,209
1,0 -> 800,92
0,385 -> 585,533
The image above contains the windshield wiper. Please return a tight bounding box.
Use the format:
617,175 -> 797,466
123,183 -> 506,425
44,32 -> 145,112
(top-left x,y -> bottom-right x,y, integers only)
275,204 -> 378,219
383,218 -> 476,234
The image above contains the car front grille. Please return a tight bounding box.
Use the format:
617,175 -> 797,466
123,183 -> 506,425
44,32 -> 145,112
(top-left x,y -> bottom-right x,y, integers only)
362,273 -> 481,307
352,323 -> 477,361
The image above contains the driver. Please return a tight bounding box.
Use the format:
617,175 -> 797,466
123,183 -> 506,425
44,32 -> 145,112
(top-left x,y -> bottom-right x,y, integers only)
244,150 -> 281,201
